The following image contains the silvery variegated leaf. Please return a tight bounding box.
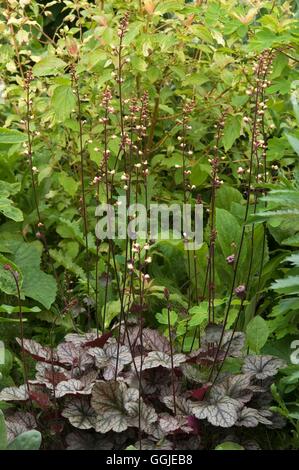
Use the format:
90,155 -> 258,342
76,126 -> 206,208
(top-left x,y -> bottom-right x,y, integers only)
95,412 -> 129,434
64,332 -> 98,347
35,362 -> 70,388
88,341 -> 132,380
135,351 -> 186,371
62,398 -> 96,429
201,327 -> 245,357
66,432 -> 113,450
79,370 -> 98,387
203,324 -> 223,344
159,413 -> 181,433
236,407 -> 273,427
16,338 -> 54,362
212,374 -> 253,403
55,379 -> 93,398
87,347 -> 109,367
123,367 -> 171,394
190,396 -> 241,428
158,413 -> 191,434
0,385 -> 29,401
159,380 -> 183,402
242,355 -> 286,379
162,395 -> 192,416
5,412 -> 37,443
142,328 -> 171,354
126,400 -> 158,433
91,381 -> 139,433
57,342 -> 80,365
221,331 -> 245,357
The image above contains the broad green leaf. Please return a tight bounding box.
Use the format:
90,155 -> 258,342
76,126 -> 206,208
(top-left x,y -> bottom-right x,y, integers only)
271,276 -> 299,295
190,163 -> 210,187
51,85 -> 76,122
131,56 -> 147,72
0,181 -> 21,197
16,244 -> 57,309
155,309 -> 178,326
2,240 -> 57,309
0,198 -> 23,222
246,316 -> 269,353
0,128 -> 27,144
58,172 -> 79,197
0,305 -> 41,314
222,115 -> 242,152
215,208 -> 242,258
32,55 -> 66,76
285,132 -> 299,156
0,254 -> 23,296
215,441 -> 244,450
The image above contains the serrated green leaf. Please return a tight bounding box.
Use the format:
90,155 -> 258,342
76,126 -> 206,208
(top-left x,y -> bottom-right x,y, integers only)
51,85 -> 76,122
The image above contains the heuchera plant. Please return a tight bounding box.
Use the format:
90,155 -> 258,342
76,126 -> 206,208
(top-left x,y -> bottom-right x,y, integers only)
0,325 -> 285,450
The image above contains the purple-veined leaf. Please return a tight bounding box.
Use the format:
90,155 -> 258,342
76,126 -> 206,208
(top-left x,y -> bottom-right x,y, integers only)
88,340 -> 132,380
57,342 -> 80,366
55,370 -> 97,397
222,331 -> 246,357
123,367 -> 171,394
242,355 -> 285,379
62,398 -> 96,429
135,351 -> 186,370
190,396 -> 241,428
16,338 -> 55,363
126,400 -> 158,433
35,362 -> 70,388
64,332 -> 98,347
158,413 -> 192,434
236,407 -> 273,427
162,396 -> 192,416
55,379 -> 92,398
0,385 -> 29,402
202,324 -> 223,344
159,413 -> 181,433
142,328 -> 171,353
80,370 -> 98,387
91,381 -> 139,433
5,412 -> 37,443
212,374 -> 253,403
188,347 -> 226,366
201,326 -> 245,357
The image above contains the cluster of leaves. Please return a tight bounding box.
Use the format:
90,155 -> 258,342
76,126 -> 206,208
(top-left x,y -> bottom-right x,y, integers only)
0,325 -> 286,450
